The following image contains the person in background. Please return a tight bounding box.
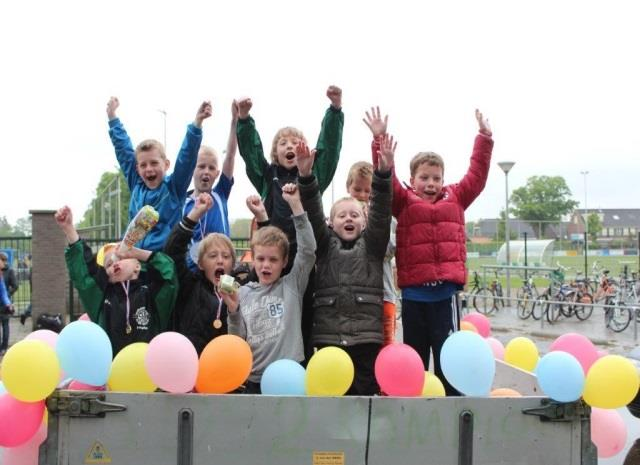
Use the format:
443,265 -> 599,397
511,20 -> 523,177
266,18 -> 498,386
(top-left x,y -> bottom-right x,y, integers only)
0,270 -> 14,356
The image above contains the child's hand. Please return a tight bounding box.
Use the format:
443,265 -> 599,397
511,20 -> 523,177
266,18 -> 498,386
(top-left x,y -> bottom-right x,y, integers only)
54,206 -> 74,229
295,141 -> 315,177
231,99 -> 239,122
476,109 -> 492,137
194,100 -> 213,128
236,97 -> 252,119
220,288 -> 240,313
106,97 -> 120,120
246,195 -> 268,222
363,106 -> 388,137
327,85 -> 342,109
194,193 -> 213,216
377,134 -> 397,172
282,183 -> 303,213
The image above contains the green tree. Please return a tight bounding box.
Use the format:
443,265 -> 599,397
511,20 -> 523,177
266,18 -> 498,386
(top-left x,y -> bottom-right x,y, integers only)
79,170 -> 130,239
587,212 -> 603,246
0,216 -> 13,236
230,218 -> 252,238
13,216 -> 32,236
510,176 -> 578,237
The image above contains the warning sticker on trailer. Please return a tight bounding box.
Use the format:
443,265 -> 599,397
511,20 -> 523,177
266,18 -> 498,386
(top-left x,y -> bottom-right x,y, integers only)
85,440 -> 112,464
312,451 -> 345,465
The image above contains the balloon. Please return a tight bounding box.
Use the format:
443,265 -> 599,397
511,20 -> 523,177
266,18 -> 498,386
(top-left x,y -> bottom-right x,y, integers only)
261,359 -> 306,395
0,393 -> 45,447
2,417 -> 48,465
0,381 -> 6,394
68,380 -> 106,391
462,313 -> 491,338
485,337 -> 505,360
596,349 -> 609,359
56,321 -> 112,386
78,313 -> 91,321
504,337 -> 539,372
108,343 -> 156,393
25,329 -> 59,349
490,388 -> 522,397
459,321 -> 478,333
375,343 -> 424,396
2,340 -> 60,402
306,347 -> 354,396
591,408 -> 627,458
583,355 -> 640,409
422,372 -> 446,397
535,351 -> 585,402
440,331 -> 495,396
549,332 -> 598,374
145,332 -> 198,393
196,335 -> 252,394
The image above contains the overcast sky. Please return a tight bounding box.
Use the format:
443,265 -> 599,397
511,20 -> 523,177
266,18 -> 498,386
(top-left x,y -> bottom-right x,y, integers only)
2,0 -> 639,227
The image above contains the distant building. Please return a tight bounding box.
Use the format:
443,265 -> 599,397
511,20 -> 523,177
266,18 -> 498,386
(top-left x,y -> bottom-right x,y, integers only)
568,208 -> 640,247
469,218 -> 569,242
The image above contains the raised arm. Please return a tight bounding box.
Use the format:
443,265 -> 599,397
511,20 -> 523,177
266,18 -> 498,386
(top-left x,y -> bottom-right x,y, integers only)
221,100 -> 239,180
55,206 -> 80,244
283,184 -> 316,292
107,97 -> 139,191
312,86 -> 344,193
235,97 -> 270,197
364,134 -> 394,259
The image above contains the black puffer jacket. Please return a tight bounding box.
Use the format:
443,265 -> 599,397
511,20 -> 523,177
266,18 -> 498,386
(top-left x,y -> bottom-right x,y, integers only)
164,217 -> 228,355
298,171 -> 391,347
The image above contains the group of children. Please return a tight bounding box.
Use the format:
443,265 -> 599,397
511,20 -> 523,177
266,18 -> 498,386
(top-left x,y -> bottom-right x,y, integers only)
58,87 -> 494,395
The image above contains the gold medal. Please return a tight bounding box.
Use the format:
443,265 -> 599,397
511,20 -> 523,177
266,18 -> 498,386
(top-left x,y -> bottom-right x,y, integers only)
126,323 -> 132,334
213,319 -> 222,329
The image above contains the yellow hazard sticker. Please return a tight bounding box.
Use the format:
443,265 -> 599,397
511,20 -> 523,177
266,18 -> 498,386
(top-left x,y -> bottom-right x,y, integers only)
85,440 -> 112,464
312,451 -> 345,465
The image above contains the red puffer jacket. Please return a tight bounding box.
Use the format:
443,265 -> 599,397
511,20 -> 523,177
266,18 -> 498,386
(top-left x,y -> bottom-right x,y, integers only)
372,133 -> 493,288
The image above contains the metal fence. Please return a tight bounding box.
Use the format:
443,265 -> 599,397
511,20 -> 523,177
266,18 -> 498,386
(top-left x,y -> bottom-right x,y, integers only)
0,236 -> 32,313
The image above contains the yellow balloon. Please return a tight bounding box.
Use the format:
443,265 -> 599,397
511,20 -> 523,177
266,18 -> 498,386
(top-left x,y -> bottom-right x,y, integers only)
108,343 -> 157,393
422,372 -> 445,397
583,355 -> 639,409
504,337 -> 539,372
2,340 -> 60,402
460,321 -> 478,333
306,347 -> 354,396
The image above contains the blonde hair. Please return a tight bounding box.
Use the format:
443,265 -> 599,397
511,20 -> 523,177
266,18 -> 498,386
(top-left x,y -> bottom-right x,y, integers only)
136,139 -> 167,160
329,196 -> 365,221
410,152 -> 444,177
270,127 -> 306,164
198,233 -> 236,266
198,145 -> 219,164
346,161 -> 373,190
251,226 -> 289,260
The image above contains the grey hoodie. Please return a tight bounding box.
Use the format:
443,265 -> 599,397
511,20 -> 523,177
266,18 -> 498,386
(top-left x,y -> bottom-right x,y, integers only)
228,213 -> 316,383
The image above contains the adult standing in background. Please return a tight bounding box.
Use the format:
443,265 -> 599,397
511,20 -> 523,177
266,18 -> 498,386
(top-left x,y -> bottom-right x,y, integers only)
0,268 -> 15,356
0,251 -> 18,297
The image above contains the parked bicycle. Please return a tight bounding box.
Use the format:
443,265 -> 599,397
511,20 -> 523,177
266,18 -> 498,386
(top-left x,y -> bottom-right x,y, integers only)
516,272 -> 539,320
471,270 -> 504,315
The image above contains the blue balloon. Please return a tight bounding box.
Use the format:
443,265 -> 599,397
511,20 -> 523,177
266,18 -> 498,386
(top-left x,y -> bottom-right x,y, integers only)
261,359 -> 306,395
441,331 -> 495,396
56,321 -> 112,386
536,351 -> 585,402
0,381 -> 5,395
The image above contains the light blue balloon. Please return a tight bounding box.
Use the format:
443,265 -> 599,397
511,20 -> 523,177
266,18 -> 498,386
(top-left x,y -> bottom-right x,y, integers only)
441,331 -> 496,396
536,351 -> 585,402
0,381 -> 6,394
56,321 -> 112,386
261,359 -> 306,395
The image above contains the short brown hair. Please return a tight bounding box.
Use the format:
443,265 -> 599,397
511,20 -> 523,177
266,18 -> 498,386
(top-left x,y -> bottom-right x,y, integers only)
329,197 -> 365,221
198,233 -> 236,266
346,161 -> 373,190
135,139 -> 167,160
251,226 -> 289,260
270,127 -> 306,164
410,152 -> 444,177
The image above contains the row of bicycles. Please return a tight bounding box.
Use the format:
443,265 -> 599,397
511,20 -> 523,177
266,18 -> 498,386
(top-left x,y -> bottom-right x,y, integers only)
467,262 -> 640,333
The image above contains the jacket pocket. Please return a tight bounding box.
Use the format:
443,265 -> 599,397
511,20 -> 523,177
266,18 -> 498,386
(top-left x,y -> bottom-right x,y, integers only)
354,293 -> 383,305
313,296 -> 337,308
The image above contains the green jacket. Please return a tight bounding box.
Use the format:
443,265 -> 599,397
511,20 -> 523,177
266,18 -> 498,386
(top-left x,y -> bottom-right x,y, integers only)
65,240 -> 178,355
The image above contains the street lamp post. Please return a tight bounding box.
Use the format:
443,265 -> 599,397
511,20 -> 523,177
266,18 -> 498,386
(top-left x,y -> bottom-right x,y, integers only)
581,170 -> 589,277
498,161 -> 515,304
157,109 -> 167,148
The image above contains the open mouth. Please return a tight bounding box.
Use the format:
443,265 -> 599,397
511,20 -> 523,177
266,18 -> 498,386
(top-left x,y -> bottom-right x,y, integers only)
344,224 -> 355,232
201,175 -> 211,183
145,174 -> 158,183
285,152 -> 295,161
214,268 -> 225,279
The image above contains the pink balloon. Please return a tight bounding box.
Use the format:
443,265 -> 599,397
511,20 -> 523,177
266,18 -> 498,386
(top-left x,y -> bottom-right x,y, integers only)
67,380 -> 105,391
24,329 -> 59,350
2,418 -> 47,465
549,333 -> 598,374
0,393 -> 45,448
78,313 -> 91,321
591,407 -> 627,458
375,343 -> 425,396
145,332 -> 199,393
596,349 -> 609,359
486,337 -> 505,360
462,313 -> 491,338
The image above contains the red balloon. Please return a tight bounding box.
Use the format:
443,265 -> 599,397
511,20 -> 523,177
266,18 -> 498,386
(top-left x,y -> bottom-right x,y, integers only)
0,393 -> 45,447
375,343 -> 424,396
462,313 -> 491,338
549,332 -> 598,374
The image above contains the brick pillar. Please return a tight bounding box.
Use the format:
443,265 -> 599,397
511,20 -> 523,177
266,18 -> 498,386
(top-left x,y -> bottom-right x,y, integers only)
30,210 -> 68,328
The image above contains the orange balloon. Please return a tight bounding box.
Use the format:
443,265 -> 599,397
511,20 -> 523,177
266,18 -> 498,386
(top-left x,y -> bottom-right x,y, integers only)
490,387 -> 522,397
460,321 -> 478,333
195,335 -> 253,393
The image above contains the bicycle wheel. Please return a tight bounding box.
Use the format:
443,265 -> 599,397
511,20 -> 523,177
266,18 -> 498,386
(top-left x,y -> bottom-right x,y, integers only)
607,301 -> 631,333
560,291 -> 575,318
574,293 -> 594,321
531,294 -> 547,321
472,288 -> 496,315
517,287 -> 533,319
545,296 -> 563,324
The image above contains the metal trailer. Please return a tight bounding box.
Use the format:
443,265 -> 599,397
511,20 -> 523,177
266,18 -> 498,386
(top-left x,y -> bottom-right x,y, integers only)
41,388 -> 596,465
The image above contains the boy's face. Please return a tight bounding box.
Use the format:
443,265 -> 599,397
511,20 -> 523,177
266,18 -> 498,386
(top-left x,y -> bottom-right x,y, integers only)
330,199 -> 366,242
347,176 -> 372,202
193,151 -> 220,193
199,243 -> 234,286
410,163 -> 444,203
253,245 -> 286,286
275,136 -> 300,170
136,148 -> 170,189
103,256 -> 141,283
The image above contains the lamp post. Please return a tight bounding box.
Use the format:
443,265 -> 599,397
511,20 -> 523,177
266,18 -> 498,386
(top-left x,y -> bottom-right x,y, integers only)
157,109 -> 167,148
498,161 -> 515,304
581,170 -> 589,277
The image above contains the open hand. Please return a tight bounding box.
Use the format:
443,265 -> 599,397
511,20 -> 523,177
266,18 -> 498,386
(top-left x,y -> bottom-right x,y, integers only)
295,141 -> 315,177
377,134 -> 397,172
363,106 -> 388,137
476,109 -> 492,137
